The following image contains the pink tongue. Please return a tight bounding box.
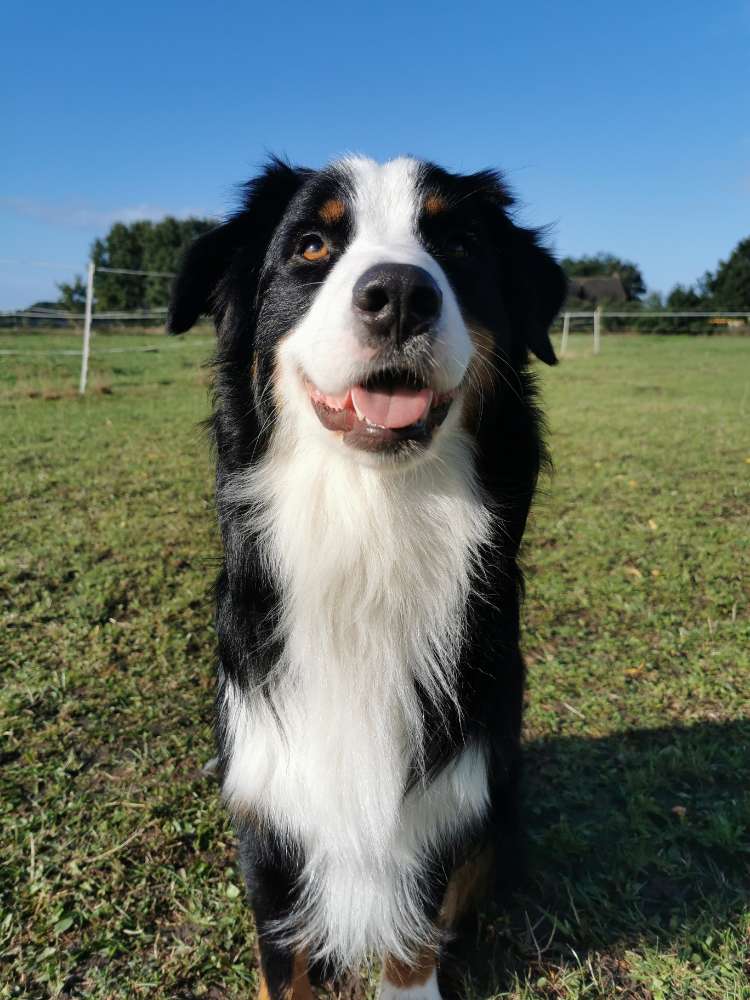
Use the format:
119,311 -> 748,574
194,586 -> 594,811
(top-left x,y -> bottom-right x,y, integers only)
350,385 -> 433,429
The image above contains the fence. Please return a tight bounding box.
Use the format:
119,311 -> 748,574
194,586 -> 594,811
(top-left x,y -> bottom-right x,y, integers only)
0,260 -> 178,393
2,257 -> 749,391
77,262 -> 179,393
555,307 -> 750,356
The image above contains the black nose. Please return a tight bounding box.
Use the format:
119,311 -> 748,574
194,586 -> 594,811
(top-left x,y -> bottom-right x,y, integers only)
352,263 -> 442,345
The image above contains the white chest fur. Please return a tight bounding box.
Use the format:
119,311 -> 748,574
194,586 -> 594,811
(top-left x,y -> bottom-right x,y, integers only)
221,418 -> 492,965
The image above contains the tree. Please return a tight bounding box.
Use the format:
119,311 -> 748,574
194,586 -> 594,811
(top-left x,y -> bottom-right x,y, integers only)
666,284 -> 704,310
561,253 -> 646,300
58,216 -> 217,312
664,237 -> 750,312
642,291 -> 663,309
57,275 -> 87,310
703,237 -> 750,309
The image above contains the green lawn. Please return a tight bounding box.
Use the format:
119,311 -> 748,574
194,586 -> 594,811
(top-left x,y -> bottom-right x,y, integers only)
1,331 -> 748,999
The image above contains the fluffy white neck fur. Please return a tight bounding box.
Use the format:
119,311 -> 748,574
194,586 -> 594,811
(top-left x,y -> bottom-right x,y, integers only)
221,411 -> 493,964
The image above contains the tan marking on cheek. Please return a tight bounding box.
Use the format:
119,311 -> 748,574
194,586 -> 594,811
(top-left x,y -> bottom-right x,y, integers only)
319,198 -> 346,225
439,847 -> 494,929
382,948 -> 436,989
424,193 -> 448,216
461,325 -> 499,432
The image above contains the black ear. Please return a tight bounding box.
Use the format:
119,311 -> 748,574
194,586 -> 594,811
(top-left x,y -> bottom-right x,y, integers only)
166,157 -> 307,335
166,216 -> 248,334
503,225 -> 567,366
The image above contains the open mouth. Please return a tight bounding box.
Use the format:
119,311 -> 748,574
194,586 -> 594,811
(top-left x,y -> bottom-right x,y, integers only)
305,369 -> 457,452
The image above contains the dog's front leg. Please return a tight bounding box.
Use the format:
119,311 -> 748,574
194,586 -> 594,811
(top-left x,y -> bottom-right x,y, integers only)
255,940 -> 313,1000
237,825 -> 313,1000
377,846 -> 496,1000
378,950 -> 441,1000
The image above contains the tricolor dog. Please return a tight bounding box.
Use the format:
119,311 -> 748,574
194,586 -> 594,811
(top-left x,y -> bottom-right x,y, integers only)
168,155 -> 565,999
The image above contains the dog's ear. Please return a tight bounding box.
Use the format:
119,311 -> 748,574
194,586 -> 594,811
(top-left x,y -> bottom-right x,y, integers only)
470,169 -> 566,365
501,224 -> 567,366
167,158 -> 307,335
167,216 -> 248,334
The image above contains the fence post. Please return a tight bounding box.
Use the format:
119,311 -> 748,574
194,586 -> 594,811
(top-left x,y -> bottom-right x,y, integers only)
593,305 -> 602,354
78,260 -> 95,395
560,312 -> 570,356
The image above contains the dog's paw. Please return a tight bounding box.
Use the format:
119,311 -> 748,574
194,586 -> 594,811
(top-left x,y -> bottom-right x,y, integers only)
378,967 -> 442,1000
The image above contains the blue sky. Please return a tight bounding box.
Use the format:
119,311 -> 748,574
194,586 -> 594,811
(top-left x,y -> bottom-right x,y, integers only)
3,0 -> 749,309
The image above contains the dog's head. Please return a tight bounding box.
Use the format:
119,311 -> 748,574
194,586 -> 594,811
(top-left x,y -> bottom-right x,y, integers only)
168,156 -> 565,465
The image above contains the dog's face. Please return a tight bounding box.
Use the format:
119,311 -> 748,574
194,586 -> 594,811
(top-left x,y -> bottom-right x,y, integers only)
168,156 -> 565,464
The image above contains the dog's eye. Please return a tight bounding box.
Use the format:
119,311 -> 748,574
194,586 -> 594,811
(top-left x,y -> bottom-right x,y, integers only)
299,234 -> 330,263
442,232 -> 472,257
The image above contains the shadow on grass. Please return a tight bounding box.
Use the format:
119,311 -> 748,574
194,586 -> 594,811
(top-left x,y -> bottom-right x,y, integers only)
448,719 -> 750,996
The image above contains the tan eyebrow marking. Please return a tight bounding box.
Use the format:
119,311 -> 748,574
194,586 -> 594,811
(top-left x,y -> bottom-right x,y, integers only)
318,198 -> 346,224
424,193 -> 449,216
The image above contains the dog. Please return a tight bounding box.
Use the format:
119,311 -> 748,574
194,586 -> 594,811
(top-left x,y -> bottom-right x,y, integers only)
167,155 -> 565,999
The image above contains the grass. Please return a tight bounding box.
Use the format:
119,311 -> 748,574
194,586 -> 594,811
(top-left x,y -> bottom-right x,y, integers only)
1,330 -> 748,999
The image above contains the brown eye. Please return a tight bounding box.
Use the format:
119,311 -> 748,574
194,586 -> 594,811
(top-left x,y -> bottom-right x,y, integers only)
300,234 -> 330,262
444,232 -> 471,256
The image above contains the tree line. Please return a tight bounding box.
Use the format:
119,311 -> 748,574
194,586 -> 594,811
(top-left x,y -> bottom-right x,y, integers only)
561,243 -> 750,311
52,219 -> 749,316
660,238 -> 750,311
57,217 -> 217,312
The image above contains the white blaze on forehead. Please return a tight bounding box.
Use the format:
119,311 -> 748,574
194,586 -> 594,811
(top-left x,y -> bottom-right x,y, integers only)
342,155 -> 422,248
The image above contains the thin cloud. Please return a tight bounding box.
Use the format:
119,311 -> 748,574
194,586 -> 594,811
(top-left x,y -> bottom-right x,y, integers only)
0,197 -> 215,229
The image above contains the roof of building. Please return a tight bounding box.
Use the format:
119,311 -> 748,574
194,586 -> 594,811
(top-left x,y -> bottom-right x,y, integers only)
566,274 -> 628,304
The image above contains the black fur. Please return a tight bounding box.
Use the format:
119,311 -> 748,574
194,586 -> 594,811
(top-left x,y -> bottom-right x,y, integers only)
168,156 -> 565,996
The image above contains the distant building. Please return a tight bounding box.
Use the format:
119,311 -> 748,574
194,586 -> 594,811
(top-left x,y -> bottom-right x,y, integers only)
709,317 -> 748,329
566,274 -> 628,306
